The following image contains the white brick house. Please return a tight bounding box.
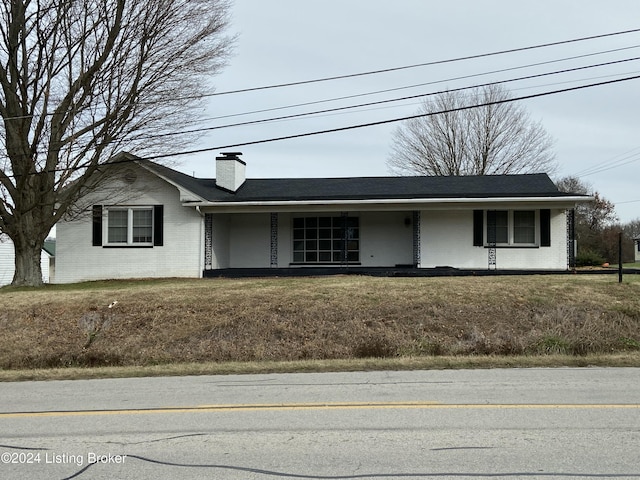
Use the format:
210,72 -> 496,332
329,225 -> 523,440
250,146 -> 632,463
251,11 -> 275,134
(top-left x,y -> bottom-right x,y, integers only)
54,152 -> 591,283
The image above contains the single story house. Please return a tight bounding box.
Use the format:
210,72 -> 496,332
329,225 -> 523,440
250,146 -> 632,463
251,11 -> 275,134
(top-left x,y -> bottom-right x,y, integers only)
0,235 -> 53,286
635,238 -> 640,263
54,152 -> 591,283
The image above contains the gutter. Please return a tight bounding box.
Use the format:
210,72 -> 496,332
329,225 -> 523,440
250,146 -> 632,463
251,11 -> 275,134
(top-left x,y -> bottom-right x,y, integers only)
183,195 -> 593,209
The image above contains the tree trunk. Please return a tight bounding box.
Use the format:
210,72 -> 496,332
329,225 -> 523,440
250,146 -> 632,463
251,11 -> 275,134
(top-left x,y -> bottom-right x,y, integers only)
12,235 -> 46,287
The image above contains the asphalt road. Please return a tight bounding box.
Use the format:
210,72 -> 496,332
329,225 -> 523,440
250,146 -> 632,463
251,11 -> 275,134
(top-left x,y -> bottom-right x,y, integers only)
0,368 -> 639,479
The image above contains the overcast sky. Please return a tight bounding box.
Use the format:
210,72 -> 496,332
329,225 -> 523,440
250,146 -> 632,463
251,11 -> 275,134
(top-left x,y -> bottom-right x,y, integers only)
175,1 -> 640,223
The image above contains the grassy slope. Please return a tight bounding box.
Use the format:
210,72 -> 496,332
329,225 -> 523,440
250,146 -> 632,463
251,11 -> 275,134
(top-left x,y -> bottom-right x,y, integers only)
1,274 -> 639,378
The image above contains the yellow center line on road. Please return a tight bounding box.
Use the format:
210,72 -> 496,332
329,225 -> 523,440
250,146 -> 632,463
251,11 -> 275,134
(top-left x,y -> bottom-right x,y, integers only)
1,401 -> 639,418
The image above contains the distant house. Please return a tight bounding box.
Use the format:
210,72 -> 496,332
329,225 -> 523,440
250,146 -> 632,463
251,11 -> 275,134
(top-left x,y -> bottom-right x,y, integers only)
635,238 -> 640,263
0,235 -> 52,286
54,152 -> 592,283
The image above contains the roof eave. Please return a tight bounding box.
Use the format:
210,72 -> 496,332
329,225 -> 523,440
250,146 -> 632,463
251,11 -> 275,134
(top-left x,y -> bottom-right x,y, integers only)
185,195 -> 593,210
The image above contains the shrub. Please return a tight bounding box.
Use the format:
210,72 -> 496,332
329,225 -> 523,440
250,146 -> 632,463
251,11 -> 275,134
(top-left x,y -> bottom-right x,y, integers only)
575,249 -> 606,267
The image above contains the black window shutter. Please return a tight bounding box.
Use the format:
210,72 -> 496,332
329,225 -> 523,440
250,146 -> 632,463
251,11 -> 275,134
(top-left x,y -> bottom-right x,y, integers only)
540,209 -> 551,247
92,205 -> 102,246
473,210 -> 484,246
153,205 -> 164,246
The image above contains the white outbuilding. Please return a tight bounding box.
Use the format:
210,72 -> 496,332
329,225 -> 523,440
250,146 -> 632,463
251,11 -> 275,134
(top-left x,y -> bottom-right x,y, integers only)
0,235 -> 52,286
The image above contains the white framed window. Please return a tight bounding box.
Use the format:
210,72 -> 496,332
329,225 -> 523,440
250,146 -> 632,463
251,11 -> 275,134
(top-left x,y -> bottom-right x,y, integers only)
486,210 -> 537,246
106,207 -> 154,246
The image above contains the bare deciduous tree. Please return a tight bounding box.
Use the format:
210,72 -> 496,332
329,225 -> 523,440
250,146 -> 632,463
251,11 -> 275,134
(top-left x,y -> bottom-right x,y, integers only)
387,84 -> 557,177
0,0 -> 234,286
556,176 -> 620,262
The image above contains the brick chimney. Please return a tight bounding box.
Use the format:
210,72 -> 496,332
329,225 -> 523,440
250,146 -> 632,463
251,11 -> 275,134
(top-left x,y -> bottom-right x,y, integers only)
215,152 -> 246,192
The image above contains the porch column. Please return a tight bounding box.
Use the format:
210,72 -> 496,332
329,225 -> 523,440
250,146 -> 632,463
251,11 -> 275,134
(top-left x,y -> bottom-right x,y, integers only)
412,211 -> 421,267
270,213 -> 278,268
487,210 -> 497,270
566,208 -> 576,268
204,213 -> 213,270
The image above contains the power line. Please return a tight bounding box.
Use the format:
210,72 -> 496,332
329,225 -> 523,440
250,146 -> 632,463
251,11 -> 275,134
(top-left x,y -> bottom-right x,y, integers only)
3,73 -> 640,180
196,44 -> 640,123
4,27 -> 640,124
140,55 -> 640,140
209,28 -> 640,96
575,145 -> 640,177
143,74 -> 640,161
7,48 -> 639,155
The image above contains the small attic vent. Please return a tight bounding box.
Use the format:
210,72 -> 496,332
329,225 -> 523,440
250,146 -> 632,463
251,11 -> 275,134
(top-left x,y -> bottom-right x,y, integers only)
123,169 -> 137,184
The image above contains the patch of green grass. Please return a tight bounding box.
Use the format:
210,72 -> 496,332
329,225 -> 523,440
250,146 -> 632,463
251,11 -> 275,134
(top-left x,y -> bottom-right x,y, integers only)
619,337 -> 640,350
534,335 -> 572,355
607,263 -> 640,269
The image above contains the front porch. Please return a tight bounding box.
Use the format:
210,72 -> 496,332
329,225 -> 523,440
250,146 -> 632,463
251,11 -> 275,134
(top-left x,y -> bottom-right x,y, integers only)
203,210 -> 419,271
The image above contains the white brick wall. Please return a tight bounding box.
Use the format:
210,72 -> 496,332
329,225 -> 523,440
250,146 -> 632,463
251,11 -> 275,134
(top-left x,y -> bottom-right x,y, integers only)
420,208 -> 568,270
55,166 -> 203,283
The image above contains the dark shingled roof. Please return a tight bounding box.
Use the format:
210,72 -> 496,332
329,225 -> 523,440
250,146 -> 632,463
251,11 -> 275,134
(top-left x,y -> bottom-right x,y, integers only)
142,161 -> 577,203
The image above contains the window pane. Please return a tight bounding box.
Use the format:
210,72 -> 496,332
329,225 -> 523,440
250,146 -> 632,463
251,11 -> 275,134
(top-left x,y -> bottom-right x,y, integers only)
318,217 -> 331,227
488,210 -> 508,244
319,252 -> 331,262
108,210 -> 128,243
132,209 -> 152,243
514,211 -> 535,244
319,228 -> 331,239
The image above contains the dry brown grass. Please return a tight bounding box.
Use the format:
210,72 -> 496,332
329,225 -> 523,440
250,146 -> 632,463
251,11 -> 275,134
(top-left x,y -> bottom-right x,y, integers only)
1,274 -> 639,372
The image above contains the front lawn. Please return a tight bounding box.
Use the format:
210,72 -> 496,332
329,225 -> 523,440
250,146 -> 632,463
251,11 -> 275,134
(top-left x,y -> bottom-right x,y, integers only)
1,274 -> 639,377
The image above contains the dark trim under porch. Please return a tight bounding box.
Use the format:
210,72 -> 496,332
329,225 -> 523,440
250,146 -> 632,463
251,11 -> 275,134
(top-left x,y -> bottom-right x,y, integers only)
203,266 -> 640,278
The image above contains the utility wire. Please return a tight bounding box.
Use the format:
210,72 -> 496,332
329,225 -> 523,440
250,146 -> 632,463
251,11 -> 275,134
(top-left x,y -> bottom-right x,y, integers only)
140,55 -> 640,139
209,28 -> 640,96
3,73 -> 640,180
577,153 -> 640,177
143,74 -> 640,161
3,28 -> 640,123
202,44 -> 640,123
574,145 -> 640,177
6,50 -> 640,155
